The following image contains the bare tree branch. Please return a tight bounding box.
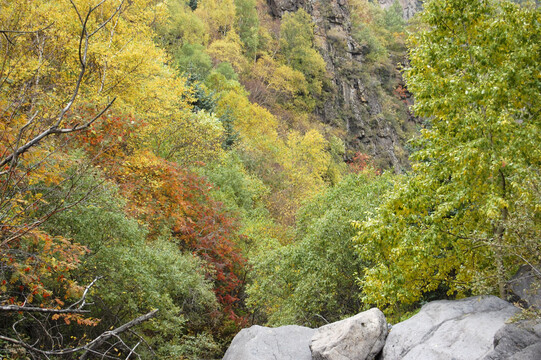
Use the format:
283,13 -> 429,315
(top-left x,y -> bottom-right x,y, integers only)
79,310 -> 157,359
69,0 -> 84,26
0,97 -> 115,169
0,306 -> 90,314
68,276 -> 102,310
0,277 -> 101,314
0,0 -> 118,170
89,0 -> 125,38
0,23 -> 54,35
124,341 -> 141,359
0,309 -> 158,358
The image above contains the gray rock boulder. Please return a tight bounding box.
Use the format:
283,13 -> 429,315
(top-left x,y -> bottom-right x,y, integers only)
382,296 -> 519,360
222,324 -> 315,360
482,319 -> 541,360
508,264 -> 541,309
310,308 -> 388,360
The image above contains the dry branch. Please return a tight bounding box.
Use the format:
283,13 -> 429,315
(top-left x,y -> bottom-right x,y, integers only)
0,309 -> 159,358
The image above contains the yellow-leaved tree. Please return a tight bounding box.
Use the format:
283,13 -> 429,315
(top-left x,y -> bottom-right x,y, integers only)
354,0 -> 541,316
0,0 -> 219,356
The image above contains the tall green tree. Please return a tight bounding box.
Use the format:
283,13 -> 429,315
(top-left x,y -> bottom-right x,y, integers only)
279,9 -> 327,102
354,0 -> 541,313
235,0 -> 260,58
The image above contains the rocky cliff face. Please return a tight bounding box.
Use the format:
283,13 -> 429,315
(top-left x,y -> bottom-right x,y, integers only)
377,0 -> 423,20
267,0 -> 422,171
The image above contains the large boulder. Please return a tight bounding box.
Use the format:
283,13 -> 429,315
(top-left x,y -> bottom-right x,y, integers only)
222,324 -> 315,360
310,308 -> 388,360
382,296 -> 519,360
481,319 -> 541,360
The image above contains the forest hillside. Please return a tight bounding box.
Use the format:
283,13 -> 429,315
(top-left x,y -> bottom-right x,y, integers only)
0,0 -> 539,359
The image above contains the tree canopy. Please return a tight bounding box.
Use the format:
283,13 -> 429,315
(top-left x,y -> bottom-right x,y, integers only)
354,0 -> 541,313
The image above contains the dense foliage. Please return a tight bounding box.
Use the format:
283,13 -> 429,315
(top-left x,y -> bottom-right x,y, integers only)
0,0 -> 358,357
248,169 -> 391,327
2,0 -> 537,358
354,0 -> 541,315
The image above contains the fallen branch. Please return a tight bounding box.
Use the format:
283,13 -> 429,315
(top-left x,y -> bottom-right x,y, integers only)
0,309 -> 158,358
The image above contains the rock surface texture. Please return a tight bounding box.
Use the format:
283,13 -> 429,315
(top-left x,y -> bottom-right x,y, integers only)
267,0 -> 423,171
377,0 -> 423,20
310,308 -> 388,360
221,324 -> 315,360
382,296 -> 520,360
481,319 -> 541,360
508,264 -> 541,309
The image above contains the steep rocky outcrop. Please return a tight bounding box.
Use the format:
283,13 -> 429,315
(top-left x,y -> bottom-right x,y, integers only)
377,0 -> 423,20
267,0 -> 423,171
381,296 -> 520,360
268,0 -> 306,16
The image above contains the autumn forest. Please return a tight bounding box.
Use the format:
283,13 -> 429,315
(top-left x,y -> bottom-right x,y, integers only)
0,0 -> 539,358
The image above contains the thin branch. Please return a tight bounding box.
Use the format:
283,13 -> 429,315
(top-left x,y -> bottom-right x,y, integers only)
69,0 -> 84,26
89,0 -> 125,38
124,341 -> 141,359
0,309 -> 158,357
128,329 -> 155,357
68,276 -> 102,310
511,252 -> 541,278
0,23 -> 54,35
0,97 -> 115,169
314,313 -> 330,324
1,168 -> 108,246
80,309 -> 159,360
0,306 -> 90,314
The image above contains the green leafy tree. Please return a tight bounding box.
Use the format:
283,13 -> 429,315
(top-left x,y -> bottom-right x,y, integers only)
354,0 -> 541,314
383,0 -> 406,34
215,62 -> 239,81
174,43 -> 213,79
248,171 -> 391,326
39,164 -> 220,359
235,0 -> 260,57
279,9 -> 327,102
156,0 -> 209,49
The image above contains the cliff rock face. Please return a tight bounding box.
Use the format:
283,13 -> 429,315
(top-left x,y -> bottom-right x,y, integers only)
377,0 -> 423,20
268,0 -> 422,171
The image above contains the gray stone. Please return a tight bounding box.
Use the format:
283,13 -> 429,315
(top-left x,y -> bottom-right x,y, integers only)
382,296 -> 519,360
377,0 -> 423,20
222,324 -> 315,360
310,308 -> 388,360
482,319 -> 541,360
508,264 -> 541,309
267,0 -> 306,17
509,342 -> 541,360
